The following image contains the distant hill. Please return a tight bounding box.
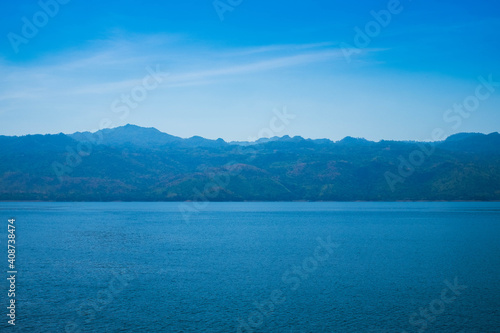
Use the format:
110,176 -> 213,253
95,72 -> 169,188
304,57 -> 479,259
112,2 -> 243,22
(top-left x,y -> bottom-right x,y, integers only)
1,125 -> 499,201
438,132 -> 500,153
70,124 -> 182,147
69,124 -> 226,148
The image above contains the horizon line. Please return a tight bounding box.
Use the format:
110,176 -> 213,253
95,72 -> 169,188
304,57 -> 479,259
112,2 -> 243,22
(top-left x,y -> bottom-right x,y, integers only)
2,123 -> 499,144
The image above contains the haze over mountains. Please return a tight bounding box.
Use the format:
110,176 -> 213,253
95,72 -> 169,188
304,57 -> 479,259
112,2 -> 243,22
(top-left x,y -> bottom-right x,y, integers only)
1,125 -> 499,201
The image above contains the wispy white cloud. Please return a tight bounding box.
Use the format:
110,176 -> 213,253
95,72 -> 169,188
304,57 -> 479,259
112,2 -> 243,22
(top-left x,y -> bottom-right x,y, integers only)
0,36 -> 376,103
167,49 -> 344,83
0,34 -> 387,138
220,42 -> 338,57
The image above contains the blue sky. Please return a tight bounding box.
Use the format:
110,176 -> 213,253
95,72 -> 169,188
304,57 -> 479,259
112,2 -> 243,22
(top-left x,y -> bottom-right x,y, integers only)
0,0 -> 499,141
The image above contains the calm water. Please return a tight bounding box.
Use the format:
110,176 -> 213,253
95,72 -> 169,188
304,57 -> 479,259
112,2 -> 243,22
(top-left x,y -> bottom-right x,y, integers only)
0,202 -> 499,332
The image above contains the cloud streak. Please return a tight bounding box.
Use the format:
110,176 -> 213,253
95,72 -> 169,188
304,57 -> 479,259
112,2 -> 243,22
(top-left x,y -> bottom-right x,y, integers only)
0,37 -> 361,102
0,34 -> 401,139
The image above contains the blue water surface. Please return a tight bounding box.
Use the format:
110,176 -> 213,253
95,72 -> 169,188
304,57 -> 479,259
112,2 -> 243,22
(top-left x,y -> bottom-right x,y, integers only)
0,202 -> 499,332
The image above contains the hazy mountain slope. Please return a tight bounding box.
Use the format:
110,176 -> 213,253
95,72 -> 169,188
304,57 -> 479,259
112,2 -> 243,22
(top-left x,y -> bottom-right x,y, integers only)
0,126 -> 499,201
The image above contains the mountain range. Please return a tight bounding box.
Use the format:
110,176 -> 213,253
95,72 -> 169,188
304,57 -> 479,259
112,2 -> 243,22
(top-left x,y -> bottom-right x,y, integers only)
1,124 -> 499,201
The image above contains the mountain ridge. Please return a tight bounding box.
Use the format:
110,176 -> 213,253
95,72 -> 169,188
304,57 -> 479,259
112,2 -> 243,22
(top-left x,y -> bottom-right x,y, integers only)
1,125 -> 499,201
5,124 -> 500,146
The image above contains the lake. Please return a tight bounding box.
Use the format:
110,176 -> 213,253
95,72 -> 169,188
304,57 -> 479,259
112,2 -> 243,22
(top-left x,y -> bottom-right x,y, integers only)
0,202 -> 499,332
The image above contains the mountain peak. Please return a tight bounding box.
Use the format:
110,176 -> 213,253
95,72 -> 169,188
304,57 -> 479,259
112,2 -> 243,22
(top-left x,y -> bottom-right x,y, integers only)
444,132 -> 485,142
337,136 -> 371,145
70,124 -> 180,148
439,132 -> 500,153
